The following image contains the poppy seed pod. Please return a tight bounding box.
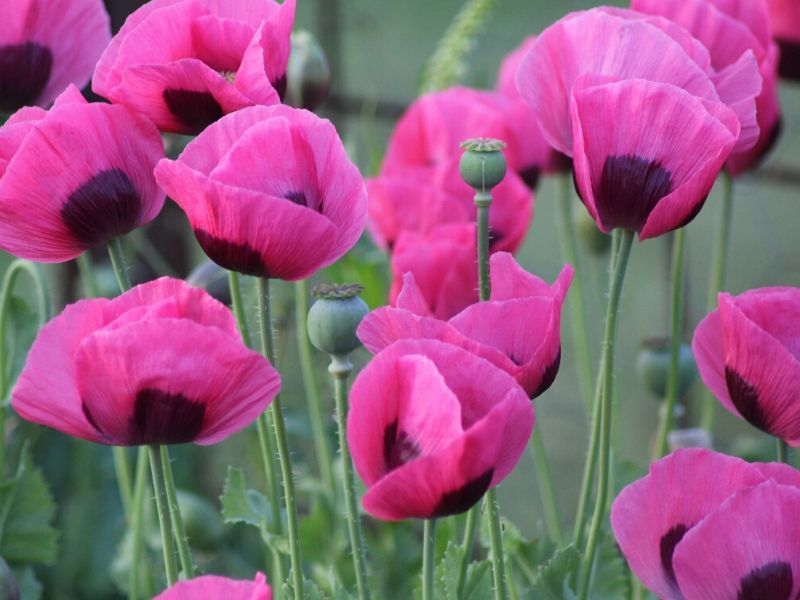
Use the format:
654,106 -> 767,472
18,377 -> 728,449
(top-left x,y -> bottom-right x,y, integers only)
307,283 -> 368,357
459,138 -> 507,191
636,338 -> 698,399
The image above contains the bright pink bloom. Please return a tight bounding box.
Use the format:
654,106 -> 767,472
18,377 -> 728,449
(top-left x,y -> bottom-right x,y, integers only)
155,105 -> 367,281
155,572 -> 271,599
0,0 -> 110,112
347,339 -> 533,520
611,448 -> 800,600
0,85 -> 165,262
12,278 -> 280,446
766,0 -> 800,79
93,0 -> 295,134
692,287 -> 800,446
360,252 -> 572,398
388,224 -> 478,321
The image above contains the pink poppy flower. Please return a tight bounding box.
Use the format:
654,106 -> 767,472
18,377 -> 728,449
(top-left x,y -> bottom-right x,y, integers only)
154,572 -> 271,600
93,0 -> 295,134
0,85 -> 165,262
12,277 -> 280,446
347,339 -> 534,520
360,252 -> 572,398
155,105 -> 367,281
0,0 -> 110,112
692,287 -> 800,445
766,0 -> 800,79
611,448 -> 800,600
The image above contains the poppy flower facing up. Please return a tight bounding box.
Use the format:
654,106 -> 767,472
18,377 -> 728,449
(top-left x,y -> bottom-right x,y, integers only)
766,0 -> 800,79
93,0 -> 296,134
692,287 -> 800,445
12,277 -> 281,446
611,448 -> 800,600
0,85 -> 165,262
0,0 -> 110,113
361,252 -> 572,399
154,572 -> 271,600
347,339 -> 533,521
155,105 -> 367,281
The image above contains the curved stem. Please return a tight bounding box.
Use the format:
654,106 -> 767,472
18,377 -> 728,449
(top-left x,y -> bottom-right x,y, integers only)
577,229 -> 635,600
777,439 -> 789,464
148,445 -> 178,587
129,446 -> 149,600
456,506 -> 479,598
529,428 -> 563,545
655,228 -> 687,457
160,446 -> 194,578
422,519 -> 437,600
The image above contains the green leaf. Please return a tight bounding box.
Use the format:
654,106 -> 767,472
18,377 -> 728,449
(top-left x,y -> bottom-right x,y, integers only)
282,578 -> 331,600
527,545 -> 581,600
588,529 -> 631,600
219,467 -> 271,528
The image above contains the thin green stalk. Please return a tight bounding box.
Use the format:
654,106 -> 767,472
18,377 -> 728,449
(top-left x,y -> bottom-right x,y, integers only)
529,429 -> 563,545
486,489 -> 507,600
129,446 -> 149,600
108,237 -> 132,291
476,198 -> 491,299
556,173 -> 594,411
76,254 -> 100,298
258,278 -> 304,600
701,173 -> 733,430
422,519 -> 437,600
227,272 -> 252,348
456,506 -> 479,598
777,439 -> 789,464
159,446 -> 194,578
296,280 -> 335,495
577,229 -> 635,600
148,445 -> 178,587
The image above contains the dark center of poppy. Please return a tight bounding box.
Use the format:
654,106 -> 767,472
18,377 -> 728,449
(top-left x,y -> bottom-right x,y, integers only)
519,165 -> 541,190
194,230 -> 269,278
777,39 -> 800,81
660,523 -> 689,591
129,388 -> 206,445
61,169 -> 143,249
737,561 -> 794,600
0,42 -> 53,112
725,367 -> 772,435
431,468 -> 494,518
593,154 -> 673,232
383,419 -> 421,472
162,89 -> 223,135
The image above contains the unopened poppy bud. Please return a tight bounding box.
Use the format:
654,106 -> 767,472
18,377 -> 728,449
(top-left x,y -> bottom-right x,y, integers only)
286,30 -> 331,111
308,283 -> 368,358
459,138 -> 507,192
636,337 -> 697,399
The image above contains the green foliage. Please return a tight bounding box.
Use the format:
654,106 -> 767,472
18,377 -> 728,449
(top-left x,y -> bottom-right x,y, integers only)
412,541 -> 491,600
526,545 -> 581,600
4,296 -> 39,398
589,529 -> 632,600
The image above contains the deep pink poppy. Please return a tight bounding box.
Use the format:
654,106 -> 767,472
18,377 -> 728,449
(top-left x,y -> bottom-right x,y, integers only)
0,0 -> 110,112
692,287 -> 800,446
766,0 -> 800,79
12,277 -> 281,446
93,0 -> 295,134
0,85 -> 165,262
611,448 -> 800,600
347,339 -> 533,520
155,572 -> 271,599
360,252 -> 572,399
155,105 -> 367,281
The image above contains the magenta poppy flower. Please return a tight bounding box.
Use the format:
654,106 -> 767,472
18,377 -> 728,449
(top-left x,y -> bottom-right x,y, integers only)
360,252 -> 572,399
611,448 -> 800,600
93,0 -> 295,134
12,277 -> 280,446
0,85 -> 165,262
692,287 -> 800,445
0,0 -> 110,112
154,572 -> 271,600
766,0 -> 800,79
155,105 -> 367,281
347,339 -> 533,520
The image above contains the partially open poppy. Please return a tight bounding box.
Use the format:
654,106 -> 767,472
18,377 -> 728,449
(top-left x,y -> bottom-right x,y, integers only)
155,572 -> 271,600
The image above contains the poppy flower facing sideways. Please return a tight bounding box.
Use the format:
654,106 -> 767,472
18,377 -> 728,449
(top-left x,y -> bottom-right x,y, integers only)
155,105 -> 367,281
154,572 -> 271,600
347,339 -> 533,521
12,278 -> 281,446
361,252 -> 573,399
693,287 -> 800,445
0,85 -> 165,262
93,0 -> 295,134
611,448 -> 800,600
0,0 -> 110,113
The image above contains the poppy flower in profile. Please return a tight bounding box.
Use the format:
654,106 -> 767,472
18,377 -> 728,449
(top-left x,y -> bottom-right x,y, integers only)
692,287 -> 800,445
0,85 -> 165,262
154,572 -> 271,600
155,104 -> 367,281
347,339 -> 533,521
766,0 -> 800,79
12,278 -> 281,446
360,252 -> 572,399
0,0 -> 110,113
93,0 -> 295,134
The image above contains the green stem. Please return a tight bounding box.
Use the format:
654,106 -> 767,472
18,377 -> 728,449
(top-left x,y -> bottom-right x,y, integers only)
129,447 -> 149,600
296,280 -> 336,496
422,519 -> 437,600
456,506 -> 479,598
330,357 -> 371,600
556,173 -> 594,411
148,445 -> 178,587
76,254 -> 100,298
486,489 -> 507,600
108,237 -> 132,291
160,446 -> 194,578
655,228 -> 687,457
701,173 -> 733,430
476,197 -> 491,299
258,278 -> 304,600
529,429 -> 563,545
577,229 -> 635,600
777,438 -> 789,464
227,272 -> 252,348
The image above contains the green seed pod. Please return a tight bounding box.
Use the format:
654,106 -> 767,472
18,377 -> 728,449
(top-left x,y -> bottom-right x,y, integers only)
637,338 -> 698,399
307,283 -> 368,357
574,204 -> 612,254
286,30 -> 331,111
0,557 -> 18,600
459,138 -> 507,191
